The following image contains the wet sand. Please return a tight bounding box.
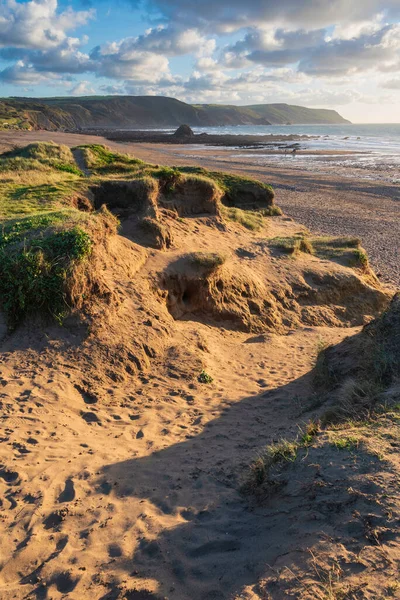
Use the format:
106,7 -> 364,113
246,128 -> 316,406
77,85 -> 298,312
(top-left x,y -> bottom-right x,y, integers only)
0,130 -> 399,287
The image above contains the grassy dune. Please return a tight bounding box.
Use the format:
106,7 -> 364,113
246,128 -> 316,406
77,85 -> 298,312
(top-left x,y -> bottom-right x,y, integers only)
0,140 -> 398,600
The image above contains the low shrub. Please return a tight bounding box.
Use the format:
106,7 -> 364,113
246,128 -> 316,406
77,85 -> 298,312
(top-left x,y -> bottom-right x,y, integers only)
0,226 -> 92,326
198,370 -> 213,384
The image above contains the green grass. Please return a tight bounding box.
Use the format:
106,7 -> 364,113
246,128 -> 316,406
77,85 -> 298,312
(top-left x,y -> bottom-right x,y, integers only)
221,206 -> 264,231
269,234 -> 371,269
198,370 -> 213,384
4,142 -> 75,166
243,421 -> 320,493
314,293 -> 400,429
331,435 -> 360,450
269,233 -> 314,255
0,142 -> 278,326
178,166 -> 274,205
77,144 -> 144,173
0,226 -> 92,326
0,181 -> 83,217
311,236 -> 369,269
189,252 -> 226,270
53,163 -> 83,176
0,143 -> 119,326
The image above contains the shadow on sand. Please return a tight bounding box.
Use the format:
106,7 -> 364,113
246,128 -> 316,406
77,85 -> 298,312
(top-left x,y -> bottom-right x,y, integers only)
95,369 -> 317,600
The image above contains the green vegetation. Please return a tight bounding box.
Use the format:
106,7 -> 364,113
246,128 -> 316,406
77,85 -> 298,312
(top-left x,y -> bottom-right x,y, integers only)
77,144 -> 145,174
261,205 -> 282,217
221,206 -> 264,231
0,97 -> 349,131
4,142 -> 75,165
0,143 -> 119,326
152,166 -> 182,194
198,370 -> 213,384
53,163 -> 83,176
179,166 -> 274,206
0,141 -> 278,325
311,236 -> 369,269
316,294 -> 400,426
0,226 -> 92,326
0,101 -> 31,130
189,252 -> 226,271
243,421 -> 319,492
330,435 -> 360,450
269,233 -> 370,270
269,232 -> 314,255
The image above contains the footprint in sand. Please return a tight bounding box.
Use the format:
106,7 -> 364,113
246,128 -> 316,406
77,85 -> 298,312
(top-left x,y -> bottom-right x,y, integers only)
0,467 -> 19,483
4,493 -> 17,509
75,384 -> 98,405
51,571 -> 79,594
43,508 -> 69,530
81,411 -> 101,424
108,542 -> 122,557
58,478 -> 75,503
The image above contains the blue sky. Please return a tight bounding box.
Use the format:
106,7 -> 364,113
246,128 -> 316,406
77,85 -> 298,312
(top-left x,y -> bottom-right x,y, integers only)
0,0 -> 399,122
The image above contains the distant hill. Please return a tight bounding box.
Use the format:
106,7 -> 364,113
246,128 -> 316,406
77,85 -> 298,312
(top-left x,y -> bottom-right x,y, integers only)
0,96 -> 350,131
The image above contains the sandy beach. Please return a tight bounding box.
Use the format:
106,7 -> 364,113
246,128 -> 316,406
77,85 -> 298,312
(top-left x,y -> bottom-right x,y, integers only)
1,130 -> 398,287
0,131 -> 399,600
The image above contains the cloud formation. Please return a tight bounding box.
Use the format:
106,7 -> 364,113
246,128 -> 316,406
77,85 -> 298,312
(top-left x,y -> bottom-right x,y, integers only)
137,0 -> 400,32
0,0 -> 398,121
0,0 -> 94,49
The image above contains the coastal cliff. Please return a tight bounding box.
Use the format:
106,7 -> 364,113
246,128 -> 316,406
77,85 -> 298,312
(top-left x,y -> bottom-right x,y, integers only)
0,95 -> 350,131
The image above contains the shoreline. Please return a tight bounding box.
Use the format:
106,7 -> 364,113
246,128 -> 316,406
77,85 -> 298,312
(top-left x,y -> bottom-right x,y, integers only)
0,130 -> 399,288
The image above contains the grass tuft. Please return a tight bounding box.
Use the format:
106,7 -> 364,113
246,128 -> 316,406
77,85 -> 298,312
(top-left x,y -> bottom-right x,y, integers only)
269,233 -> 314,256
0,226 -> 92,326
221,206 -> 264,231
243,421 -> 320,493
189,252 -> 226,271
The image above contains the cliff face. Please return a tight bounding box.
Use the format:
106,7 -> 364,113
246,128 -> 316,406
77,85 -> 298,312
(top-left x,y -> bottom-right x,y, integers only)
0,96 -> 350,131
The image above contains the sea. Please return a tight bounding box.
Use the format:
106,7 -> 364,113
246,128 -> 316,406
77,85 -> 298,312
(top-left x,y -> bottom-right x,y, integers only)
160,123 -> 400,183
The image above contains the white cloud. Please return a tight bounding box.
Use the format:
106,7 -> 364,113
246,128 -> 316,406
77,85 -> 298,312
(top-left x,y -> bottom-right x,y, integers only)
0,59 -> 64,84
382,78 -> 400,89
97,26 -> 215,58
0,0 -> 94,50
91,43 -> 173,82
0,0 -> 398,120
299,24 -> 400,76
141,0 -> 400,32
69,80 -> 96,95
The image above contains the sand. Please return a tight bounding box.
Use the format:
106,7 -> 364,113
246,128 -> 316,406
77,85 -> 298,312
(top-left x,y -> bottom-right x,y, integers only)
0,131 -> 399,599
0,130 -> 399,287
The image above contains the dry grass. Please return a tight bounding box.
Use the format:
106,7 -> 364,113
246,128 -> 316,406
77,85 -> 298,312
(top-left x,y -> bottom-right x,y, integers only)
189,251 -> 227,271
221,206 -> 265,231
242,421 -> 319,494
269,233 -> 314,255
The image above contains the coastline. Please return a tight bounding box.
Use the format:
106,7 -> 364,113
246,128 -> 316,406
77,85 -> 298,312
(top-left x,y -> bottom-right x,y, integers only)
0,129 -> 399,287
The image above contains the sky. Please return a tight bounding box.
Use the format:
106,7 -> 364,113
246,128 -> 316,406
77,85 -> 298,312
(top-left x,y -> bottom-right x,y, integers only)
0,0 -> 399,123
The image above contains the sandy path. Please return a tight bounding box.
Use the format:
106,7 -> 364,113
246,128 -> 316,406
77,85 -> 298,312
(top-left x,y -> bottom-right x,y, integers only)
0,317 -> 352,599
1,130 -> 398,287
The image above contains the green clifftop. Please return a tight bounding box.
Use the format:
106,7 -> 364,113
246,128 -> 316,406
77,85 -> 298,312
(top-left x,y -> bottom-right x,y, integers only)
0,95 -> 350,131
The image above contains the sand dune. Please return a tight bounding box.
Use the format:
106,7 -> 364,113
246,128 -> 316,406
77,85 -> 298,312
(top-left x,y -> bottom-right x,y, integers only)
0,138 -> 398,600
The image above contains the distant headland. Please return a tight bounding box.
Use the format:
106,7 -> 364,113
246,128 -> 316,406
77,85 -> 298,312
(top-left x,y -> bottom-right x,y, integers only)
0,95 -> 350,132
